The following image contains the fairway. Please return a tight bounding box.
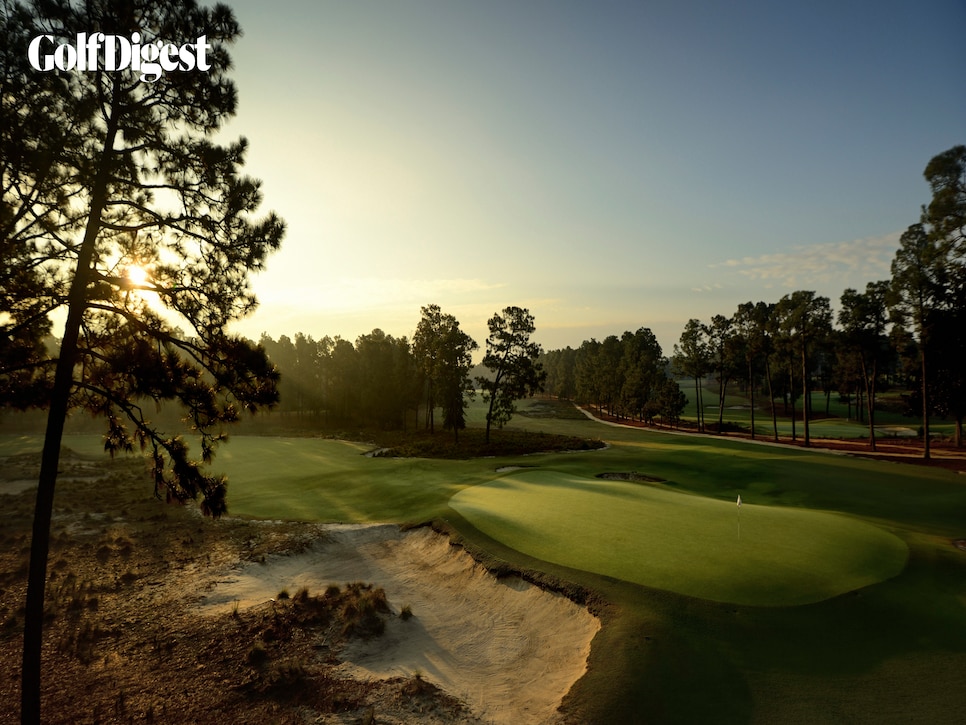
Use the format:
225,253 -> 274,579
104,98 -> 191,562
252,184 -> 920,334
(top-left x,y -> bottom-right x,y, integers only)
449,469 -> 909,606
5,414 -> 966,723
0,433 -> 913,608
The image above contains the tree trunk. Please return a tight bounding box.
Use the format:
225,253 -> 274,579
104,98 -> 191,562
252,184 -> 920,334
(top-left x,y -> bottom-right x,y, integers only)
693,377 -> 702,432
484,370 -> 503,445
701,378 -> 706,432
862,357 -> 877,452
22,332 -> 77,725
765,358 -> 778,442
700,378 -> 706,432
748,358 -> 756,439
22,96 -> 121,724
921,345 -> 930,460
788,365 -> 797,441
717,376 -> 727,433
801,343 -> 810,447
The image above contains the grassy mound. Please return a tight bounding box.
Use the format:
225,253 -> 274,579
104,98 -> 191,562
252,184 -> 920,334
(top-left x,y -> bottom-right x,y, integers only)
449,469 -> 908,606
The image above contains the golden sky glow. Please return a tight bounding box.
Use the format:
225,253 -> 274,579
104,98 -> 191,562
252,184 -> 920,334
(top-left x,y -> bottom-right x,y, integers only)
220,0 -> 966,352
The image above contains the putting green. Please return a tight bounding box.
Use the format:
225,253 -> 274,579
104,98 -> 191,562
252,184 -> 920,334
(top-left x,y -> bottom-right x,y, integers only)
449,470 -> 908,606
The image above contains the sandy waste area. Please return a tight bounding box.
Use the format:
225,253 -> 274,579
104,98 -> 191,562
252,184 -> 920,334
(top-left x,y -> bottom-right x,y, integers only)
197,523 -> 601,724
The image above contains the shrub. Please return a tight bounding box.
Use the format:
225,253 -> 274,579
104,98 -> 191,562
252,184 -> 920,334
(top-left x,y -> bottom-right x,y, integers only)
246,640 -> 268,666
265,660 -> 305,690
340,582 -> 390,638
293,586 -> 310,603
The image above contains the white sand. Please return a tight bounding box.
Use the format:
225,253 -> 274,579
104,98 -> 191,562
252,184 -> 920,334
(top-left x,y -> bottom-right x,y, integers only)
198,524 -> 600,724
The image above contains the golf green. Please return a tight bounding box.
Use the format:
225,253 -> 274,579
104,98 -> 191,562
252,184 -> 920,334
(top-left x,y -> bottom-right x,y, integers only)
449,469 -> 908,606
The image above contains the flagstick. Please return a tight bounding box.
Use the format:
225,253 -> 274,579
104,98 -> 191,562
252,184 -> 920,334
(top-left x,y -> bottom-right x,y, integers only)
737,494 -> 741,541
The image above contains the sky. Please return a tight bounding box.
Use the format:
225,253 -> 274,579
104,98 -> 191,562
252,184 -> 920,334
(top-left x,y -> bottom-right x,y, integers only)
217,0 -> 966,355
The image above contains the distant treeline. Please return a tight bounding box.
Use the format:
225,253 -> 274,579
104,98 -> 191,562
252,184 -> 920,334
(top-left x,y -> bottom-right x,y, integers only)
259,329 -> 421,429
538,328 -> 687,427
257,304 -> 540,440
540,145 -> 966,453
261,312 -> 689,431
537,287 -> 957,446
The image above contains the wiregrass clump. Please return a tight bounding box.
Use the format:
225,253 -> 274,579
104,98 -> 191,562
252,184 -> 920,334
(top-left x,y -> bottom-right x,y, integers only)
337,582 -> 391,638
245,581 -> 392,662
241,582 -> 392,698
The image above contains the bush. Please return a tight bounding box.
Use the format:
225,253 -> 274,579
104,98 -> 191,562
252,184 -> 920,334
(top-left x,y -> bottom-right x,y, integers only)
340,582 -> 390,638
246,640 -> 268,667
293,586 -> 310,603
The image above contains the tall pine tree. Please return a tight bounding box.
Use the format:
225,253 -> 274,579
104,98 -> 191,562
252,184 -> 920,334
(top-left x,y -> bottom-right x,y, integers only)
1,2 -> 284,720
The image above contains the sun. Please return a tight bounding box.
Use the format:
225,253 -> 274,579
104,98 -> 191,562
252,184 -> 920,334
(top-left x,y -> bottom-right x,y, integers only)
123,264 -> 151,288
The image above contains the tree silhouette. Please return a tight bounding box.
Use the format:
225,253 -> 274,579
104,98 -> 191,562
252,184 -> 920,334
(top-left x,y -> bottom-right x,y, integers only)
618,327 -> 664,423
704,314 -> 739,434
734,301 -> 778,441
1,2 -> 284,721
889,223 -> 944,459
478,306 -> 545,443
888,146 -> 966,459
776,291 -> 832,447
0,0 -> 77,410
673,319 -> 709,433
838,282 -> 890,450
413,304 -> 445,432
414,304 -> 477,442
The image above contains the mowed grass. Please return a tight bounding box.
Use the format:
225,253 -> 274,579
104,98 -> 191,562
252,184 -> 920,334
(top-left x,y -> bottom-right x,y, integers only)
210,437 -> 493,523
0,433 -> 488,523
450,470 -> 908,605
5,403 -> 966,724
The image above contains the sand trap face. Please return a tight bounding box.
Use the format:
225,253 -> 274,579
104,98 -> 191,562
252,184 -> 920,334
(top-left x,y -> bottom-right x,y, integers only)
199,524 -> 600,725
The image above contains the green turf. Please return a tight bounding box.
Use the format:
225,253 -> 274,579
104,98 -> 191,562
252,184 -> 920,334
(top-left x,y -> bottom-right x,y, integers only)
0,433 -> 112,458
449,469 -> 908,605
5,405 -> 966,724
214,437 -> 496,523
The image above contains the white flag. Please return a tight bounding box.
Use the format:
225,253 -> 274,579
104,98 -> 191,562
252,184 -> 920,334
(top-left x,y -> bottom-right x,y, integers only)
737,494 -> 742,508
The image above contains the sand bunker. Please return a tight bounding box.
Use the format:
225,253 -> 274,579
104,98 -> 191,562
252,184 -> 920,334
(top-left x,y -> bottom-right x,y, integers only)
875,426 -> 918,438
198,524 -> 600,724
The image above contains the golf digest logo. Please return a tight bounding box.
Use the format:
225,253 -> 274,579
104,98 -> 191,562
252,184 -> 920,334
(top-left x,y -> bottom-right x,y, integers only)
28,32 -> 211,83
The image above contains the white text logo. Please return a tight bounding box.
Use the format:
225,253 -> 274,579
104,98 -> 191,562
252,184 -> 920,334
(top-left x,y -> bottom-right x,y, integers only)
28,32 -> 212,83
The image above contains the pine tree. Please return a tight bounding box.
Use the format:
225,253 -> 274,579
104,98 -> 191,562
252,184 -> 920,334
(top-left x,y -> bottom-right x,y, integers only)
1,3 -> 284,720
478,306 -> 545,443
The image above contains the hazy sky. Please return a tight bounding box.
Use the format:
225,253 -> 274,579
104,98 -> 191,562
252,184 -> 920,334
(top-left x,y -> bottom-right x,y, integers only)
218,0 -> 966,354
